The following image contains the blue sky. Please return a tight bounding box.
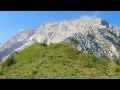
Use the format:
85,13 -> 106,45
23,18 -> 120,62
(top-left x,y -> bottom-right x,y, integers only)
0,11 -> 120,44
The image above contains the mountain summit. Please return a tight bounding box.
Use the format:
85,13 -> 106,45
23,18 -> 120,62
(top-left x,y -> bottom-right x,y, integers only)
0,17 -> 120,62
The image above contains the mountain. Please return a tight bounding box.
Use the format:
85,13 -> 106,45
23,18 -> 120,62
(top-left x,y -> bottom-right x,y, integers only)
0,17 -> 120,62
34,17 -> 120,61
0,29 -> 35,62
1,43 -> 120,79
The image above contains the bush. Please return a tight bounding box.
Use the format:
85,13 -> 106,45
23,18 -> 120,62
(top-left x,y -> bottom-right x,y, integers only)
2,55 -> 16,68
14,51 -> 19,55
114,60 -> 120,65
40,43 -> 47,47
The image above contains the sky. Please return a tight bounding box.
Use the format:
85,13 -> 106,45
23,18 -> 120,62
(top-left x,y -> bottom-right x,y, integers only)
0,11 -> 120,44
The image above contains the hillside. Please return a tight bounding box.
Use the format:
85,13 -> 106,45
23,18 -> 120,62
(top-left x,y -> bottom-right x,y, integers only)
0,43 -> 120,79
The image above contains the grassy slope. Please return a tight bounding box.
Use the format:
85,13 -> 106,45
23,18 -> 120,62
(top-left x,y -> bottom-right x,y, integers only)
0,43 -> 120,79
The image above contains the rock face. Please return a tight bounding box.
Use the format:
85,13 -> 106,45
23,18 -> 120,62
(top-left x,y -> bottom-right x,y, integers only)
0,17 -> 120,62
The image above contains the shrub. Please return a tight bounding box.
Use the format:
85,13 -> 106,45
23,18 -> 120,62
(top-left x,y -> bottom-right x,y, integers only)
40,43 -> 47,47
114,60 -> 120,65
2,55 -> 16,68
14,51 -> 19,55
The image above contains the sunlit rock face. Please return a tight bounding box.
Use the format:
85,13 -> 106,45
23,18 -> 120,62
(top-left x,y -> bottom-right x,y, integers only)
0,17 -> 120,62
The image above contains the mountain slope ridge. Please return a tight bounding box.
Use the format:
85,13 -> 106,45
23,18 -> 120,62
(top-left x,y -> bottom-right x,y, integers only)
1,43 -> 120,79
0,17 -> 120,62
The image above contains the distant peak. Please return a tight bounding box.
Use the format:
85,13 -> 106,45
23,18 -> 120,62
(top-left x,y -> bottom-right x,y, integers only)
48,17 -> 109,25
78,16 -> 109,27
39,17 -> 111,31
15,29 -> 35,35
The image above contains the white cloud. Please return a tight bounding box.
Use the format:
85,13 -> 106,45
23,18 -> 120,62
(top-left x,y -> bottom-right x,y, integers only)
80,11 -> 101,19
80,15 -> 95,19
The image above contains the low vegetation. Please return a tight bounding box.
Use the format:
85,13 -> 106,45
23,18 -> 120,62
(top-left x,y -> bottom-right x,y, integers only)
0,43 -> 120,79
